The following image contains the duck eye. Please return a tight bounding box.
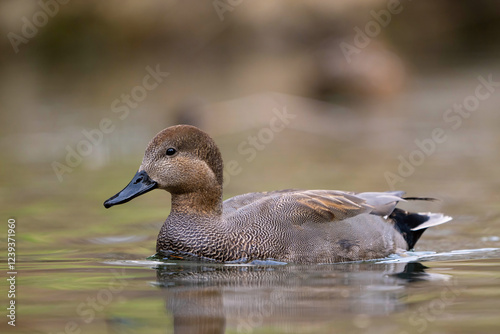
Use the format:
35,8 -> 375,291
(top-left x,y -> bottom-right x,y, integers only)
166,148 -> 177,156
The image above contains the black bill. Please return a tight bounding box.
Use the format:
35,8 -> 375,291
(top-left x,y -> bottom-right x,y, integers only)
103,170 -> 157,208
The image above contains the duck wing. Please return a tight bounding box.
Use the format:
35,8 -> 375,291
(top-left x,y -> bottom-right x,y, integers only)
223,189 -> 299,214
223,189 -> 405,225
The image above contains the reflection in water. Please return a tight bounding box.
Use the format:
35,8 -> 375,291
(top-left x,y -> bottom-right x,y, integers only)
155,262 -> 439,333
389,262 -> 430,282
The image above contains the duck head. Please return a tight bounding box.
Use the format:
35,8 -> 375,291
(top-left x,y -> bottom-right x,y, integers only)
103,125 -> 224,210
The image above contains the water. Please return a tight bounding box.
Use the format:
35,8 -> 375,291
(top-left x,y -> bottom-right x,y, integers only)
7,249 -> 500,334
2,72 -> 500,333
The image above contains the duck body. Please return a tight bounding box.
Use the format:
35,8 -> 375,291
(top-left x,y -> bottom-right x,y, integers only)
104,125 -> 451,264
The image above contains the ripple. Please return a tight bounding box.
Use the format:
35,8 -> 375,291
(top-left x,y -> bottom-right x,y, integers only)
377,247 -> 500,263
88,235 -> 148,244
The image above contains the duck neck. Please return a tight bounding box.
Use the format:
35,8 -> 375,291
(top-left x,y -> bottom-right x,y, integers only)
170,185 -> 223,217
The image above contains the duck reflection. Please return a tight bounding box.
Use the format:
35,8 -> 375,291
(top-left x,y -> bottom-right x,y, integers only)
155,261 -> 434,333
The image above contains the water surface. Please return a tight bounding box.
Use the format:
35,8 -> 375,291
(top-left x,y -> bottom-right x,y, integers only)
2,72 -> 500,333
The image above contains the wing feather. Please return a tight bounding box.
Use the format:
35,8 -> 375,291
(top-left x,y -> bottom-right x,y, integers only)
224,189 -> 386,225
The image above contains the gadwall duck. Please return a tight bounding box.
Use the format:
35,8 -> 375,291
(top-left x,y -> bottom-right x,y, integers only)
104,125 -> 451,263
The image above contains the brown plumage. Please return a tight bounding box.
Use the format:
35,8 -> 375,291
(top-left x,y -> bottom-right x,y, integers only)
104,125 -> 452,263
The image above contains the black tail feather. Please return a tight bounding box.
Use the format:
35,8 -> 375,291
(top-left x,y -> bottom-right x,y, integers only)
403,197 -> 438,201
390,208 -> 430,249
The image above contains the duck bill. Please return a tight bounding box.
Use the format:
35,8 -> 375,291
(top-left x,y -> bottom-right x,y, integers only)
103,170 -> 157,208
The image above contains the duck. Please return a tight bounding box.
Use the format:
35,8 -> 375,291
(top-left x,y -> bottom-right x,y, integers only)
103,125 -> 451,264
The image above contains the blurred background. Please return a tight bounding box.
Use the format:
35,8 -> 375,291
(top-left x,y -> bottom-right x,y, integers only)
2,1 -> 500,333
2,0 -> 500,245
